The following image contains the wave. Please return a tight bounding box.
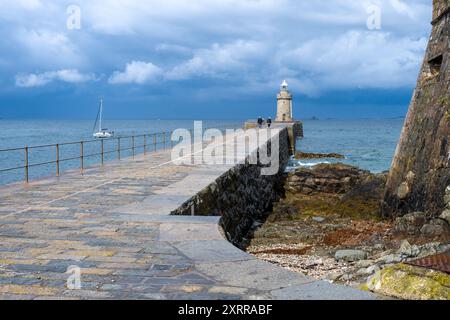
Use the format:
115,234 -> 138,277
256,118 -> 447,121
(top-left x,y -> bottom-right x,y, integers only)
285,159 -> 332,172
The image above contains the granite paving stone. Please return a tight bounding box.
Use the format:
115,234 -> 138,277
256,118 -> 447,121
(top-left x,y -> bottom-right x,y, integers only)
0,128 -> 377,300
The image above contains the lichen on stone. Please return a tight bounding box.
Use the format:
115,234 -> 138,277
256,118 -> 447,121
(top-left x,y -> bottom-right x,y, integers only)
367,263 -> 450,300
438,96 -> 449,107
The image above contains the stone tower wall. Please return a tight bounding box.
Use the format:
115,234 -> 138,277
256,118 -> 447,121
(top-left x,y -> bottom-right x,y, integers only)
382,0 -> 450,217
434,0 -> 449,20
276,92 -> 293,122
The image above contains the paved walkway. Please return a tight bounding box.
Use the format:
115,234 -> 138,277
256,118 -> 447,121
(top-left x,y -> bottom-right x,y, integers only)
0,129 -> 376,300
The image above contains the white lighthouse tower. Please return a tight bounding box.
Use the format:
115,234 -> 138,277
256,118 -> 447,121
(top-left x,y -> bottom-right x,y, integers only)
243,79 -> 303,150
275,80 -> 293,122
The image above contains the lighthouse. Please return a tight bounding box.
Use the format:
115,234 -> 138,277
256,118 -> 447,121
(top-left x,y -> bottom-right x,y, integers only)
275,80 -> 293,122
243,79 -> 303,151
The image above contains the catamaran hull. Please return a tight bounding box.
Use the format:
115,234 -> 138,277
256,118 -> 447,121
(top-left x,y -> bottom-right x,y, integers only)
93,132 -> 113,139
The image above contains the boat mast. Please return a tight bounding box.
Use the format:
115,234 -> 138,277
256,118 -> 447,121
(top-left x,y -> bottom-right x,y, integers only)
99,98 -> 103,132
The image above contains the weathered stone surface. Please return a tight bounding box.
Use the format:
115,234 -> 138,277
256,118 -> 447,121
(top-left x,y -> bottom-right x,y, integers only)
196,259 -> 312,291
383,0 -> 450,218
394,212 -> 450,236
441,209 -> 450,223
394,212 -> 427,235
420,219 -> 450,236
271,281 -> 376,300
285,163 -> 385,197
335,250 -> 368,262
295,152 -> 345,160
312,217 -> 325,223
172,128 -> 293,249
398,240 -> 421,258
367,264 -> 450,300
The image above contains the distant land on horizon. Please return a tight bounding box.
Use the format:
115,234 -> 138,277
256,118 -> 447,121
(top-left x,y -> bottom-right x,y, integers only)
0,116 -> 406,121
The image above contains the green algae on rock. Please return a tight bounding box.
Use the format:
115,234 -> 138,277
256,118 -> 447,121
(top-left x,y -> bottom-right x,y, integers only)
295,152 -> 345,160
367,263 -> 450,300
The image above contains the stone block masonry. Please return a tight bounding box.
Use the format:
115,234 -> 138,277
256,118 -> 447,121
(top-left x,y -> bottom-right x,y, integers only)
172,127 -> 292,249
383,0 -> 450,217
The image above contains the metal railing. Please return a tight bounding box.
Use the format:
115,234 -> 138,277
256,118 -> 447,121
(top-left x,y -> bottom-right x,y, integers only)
0,124 -> 238,184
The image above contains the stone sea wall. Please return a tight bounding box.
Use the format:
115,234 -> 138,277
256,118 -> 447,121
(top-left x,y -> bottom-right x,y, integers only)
171,127 -> 293,249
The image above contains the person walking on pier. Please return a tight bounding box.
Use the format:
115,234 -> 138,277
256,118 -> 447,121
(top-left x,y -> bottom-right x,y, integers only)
267,117 -> 272,128
257,116 -> 263,128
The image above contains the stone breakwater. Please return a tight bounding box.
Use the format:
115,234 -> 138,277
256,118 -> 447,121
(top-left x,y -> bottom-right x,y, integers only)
172,127 -> 292,249
0,127 -> 377,300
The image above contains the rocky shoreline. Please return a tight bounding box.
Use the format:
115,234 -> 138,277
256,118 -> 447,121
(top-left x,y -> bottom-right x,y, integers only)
294,152 -> 345,160
247,161 -> 450,299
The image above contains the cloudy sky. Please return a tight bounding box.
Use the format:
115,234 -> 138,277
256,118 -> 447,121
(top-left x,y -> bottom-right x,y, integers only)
0,0 -> 432,119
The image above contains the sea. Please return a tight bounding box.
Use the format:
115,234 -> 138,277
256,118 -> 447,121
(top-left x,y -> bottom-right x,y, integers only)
0,118 -> 405,185
290,118 -> 404,174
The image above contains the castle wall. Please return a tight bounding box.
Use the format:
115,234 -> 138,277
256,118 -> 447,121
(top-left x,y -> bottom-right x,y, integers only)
383,0 -> 450,217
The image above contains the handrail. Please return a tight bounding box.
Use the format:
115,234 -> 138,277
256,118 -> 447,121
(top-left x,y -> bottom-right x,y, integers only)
0,124 -> 240,183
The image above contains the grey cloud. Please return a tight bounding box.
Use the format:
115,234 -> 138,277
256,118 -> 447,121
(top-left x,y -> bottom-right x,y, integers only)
0,0 -> 433,96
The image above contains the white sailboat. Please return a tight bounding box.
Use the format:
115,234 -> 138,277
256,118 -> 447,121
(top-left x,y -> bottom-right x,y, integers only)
93,98 -> 114,139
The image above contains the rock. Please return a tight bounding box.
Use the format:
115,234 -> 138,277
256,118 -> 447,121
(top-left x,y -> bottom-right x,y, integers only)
440,210 -> 450,223
397,182 -> 410,199
406,171 -> 416,184
394,212 -> 427,235
376,253 -> 403,265
373,243 -> 385,251
411,245 -> 421,257
305,258 -> 324,268
356,260 -> 376,268
420,219 -> 450,236
444,186 -> 450,204
397,240 -> 421,259
357,265 -> 380,276
398,240 -> 413,257
286,163 -> 372,195
335,250 -> 368,262
367,264 -> 450,300
325,272 -> 342,282
437,243 -> 450,254
340,274 -> 354,281
295,152 -> 345,160
374,249 -> 393,259
356,268 -> 369,276
367,265 -> 381,275
312,217 -> 325,223
416,242 -> 442,258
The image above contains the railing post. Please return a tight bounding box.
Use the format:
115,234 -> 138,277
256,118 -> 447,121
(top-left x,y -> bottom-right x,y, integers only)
143,135 -> 147,155
118,137 -> 121,160
80,141 -> 84,172
163,132 -> 166,150
132,135 -> 135,158
101,140 -> 104,165
170,130 -> 174,149
154,134 -> 157,152
56,144 -> 60,177
24,146 -> 29,183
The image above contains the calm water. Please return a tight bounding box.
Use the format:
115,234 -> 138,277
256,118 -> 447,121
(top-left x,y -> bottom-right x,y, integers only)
0,119 -> 242,185
292,118 -> 405,173
0,119 -> 404,185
